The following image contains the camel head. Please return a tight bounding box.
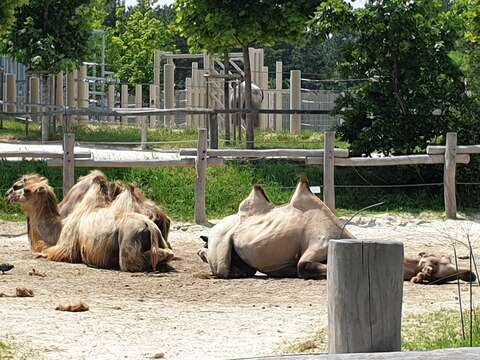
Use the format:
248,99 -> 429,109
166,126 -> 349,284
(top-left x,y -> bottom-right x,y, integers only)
416,252 -> 476,284
5,174 -> 45,204
6,176 -> 58,215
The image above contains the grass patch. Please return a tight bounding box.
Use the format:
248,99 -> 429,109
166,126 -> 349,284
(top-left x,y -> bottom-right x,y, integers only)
0,340 -> 13,359
279,309 -> 480,355
402,308 -> 480,350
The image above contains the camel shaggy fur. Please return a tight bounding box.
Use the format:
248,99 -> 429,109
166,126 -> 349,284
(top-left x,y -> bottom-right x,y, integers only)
199,178 -> 476,284
7,176 -> 173,272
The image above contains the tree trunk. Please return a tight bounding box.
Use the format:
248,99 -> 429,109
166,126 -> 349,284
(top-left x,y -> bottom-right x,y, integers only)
224,52 -> 230,145
242,45 -> 254,149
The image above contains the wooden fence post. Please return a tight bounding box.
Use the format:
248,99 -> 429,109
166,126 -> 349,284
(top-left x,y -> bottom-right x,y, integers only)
63,132 -> 75,196
195,128 -> 208,224
323,131 -> 335,213
135,84 -> 147,150
328,239 -> 403,354
444,132 -> 457,219
66,70 -> 77,124
55,72 -> 64,129
290,70 -> 301,134
164,63 -> 175,127
107,84 -> 115,122
121,84 -> 128,124
78,65 -> 88,123
209,112 -> 218,149
6,73 -> 16,114
275,61 -> 283,131
149,84 -> 158,126
30,76 -> 40,134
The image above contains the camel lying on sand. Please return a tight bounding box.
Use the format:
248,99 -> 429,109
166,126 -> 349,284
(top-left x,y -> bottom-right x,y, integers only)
6,175 -> 173,272
7,171 -> 171,249
198,178 -> 476,284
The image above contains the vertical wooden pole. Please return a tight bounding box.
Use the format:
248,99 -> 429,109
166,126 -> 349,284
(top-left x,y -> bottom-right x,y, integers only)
195,128 -> 208,224
6,73 -> 16,113
209,113 -> 218,149
224,53 -> 230,144
323,131 -> 336,213
30,77 -> 40,125
149,84 -> 158,127
290,70 -> 301,134
78,65 -> 88,123
107,84 -> 115,122
63,132 -> 75,196
259,65 -> 269,129
67,70 -> 77,124
328,239 -> 403,354
153,49 -> 161,86
121,84 -> 128,124
135,84 -> 147,149
41,76 -> 49,143
185,77 -> 192,128
55,72 -> 64,129
192,62 -> 199,128
444,132 -> 457,219
164,63 -> 175,127
275,61 -> 283,131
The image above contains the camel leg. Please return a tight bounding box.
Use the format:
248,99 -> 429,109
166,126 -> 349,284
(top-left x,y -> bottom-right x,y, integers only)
297,247 -> 328,279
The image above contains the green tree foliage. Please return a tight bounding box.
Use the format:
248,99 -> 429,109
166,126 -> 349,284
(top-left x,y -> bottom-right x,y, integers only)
2,0 -> 93,73
311,0 -> 469,155
0,0 -> 29,37
174,0 -> 318,147
107,1 -> 175,86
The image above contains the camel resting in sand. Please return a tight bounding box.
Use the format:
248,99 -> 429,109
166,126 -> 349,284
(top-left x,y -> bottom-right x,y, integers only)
6,175 -> 173,272
6,171 -> 171,250
198,178 -> 476,284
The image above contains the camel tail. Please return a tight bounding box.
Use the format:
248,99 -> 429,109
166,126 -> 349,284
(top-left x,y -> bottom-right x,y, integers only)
145,220 -> 173,271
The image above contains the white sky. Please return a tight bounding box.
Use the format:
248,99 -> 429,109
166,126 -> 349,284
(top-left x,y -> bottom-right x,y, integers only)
124,0 -> 367,9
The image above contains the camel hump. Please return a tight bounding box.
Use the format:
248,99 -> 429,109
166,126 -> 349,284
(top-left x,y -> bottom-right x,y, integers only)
238,184 -> 274,216
289,177 -> 323,211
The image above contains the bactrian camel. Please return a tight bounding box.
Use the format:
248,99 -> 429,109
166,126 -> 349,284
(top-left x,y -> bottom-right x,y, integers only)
6,175 -> 173,272
198,177 -> 476,284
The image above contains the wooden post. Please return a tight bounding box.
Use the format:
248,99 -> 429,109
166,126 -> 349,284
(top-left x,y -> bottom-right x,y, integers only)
30,77 -> 40,127
444,132 -> 457,219
6,73 -> 16,113
195,128 -> 208,224
192,62 -> 199,128
164,63 -> 175,127
121,84 -> 128,124
323,131 -> 336,213
66,70 -> 77,124
209,112 -> 218,149
62,132 -> 75,196
135,84 -> 147,149
55,72 -> 64,129
153,49 -> 161,86
259,66 -> 269,129
41,76 -> 49,143
186,77 -> 192,128
149,84 -> 158,127
107,84 -> 115,122
78,65 -> 88,123
290,70 -> 301,134
328,239 -> 403,354
224,53 -> 231,144
275,61 -> 283,131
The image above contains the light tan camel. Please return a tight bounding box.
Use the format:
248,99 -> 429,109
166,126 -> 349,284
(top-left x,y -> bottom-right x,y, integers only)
199,178 -> 476,283
7,176 -> 173,272
6,171 -> 171,249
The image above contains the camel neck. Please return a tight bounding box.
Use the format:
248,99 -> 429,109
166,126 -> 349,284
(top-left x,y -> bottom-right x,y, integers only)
24,195 -> 62,250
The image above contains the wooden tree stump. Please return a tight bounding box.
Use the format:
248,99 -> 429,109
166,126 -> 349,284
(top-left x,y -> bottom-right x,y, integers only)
328,239 -> 404,354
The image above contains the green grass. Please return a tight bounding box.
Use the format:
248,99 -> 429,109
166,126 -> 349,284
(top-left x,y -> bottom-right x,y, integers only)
0,340 -> 13,359
279,308 -> 480,355
402,308 -> 480,350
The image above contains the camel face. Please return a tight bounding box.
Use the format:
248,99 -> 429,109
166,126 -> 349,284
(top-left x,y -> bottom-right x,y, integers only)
417,253 -> 476,284
5,174 -> 45,204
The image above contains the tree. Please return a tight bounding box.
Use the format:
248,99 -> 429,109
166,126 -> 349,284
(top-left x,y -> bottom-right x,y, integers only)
174,0 -> 319,148
107,1 -> 175,86
0,0 -> 29,37
311,0 -> 467,155
2,0 -> 93,73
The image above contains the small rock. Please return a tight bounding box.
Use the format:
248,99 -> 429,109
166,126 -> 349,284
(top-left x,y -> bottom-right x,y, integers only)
16,287 -> 34,297
55,302 -> 89,312
152,352 -> 165,359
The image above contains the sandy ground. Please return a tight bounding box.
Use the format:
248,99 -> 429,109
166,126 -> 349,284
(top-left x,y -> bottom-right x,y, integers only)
1,215 -> 480,360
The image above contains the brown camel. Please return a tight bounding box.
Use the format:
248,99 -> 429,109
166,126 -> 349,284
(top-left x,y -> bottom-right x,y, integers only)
6,171 -> 171,249
198,177 -> 476,284
7,176 -> 173,272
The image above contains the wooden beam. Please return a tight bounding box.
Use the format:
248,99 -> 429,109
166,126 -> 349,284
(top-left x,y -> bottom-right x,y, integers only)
47,157 -> 223,168
179,148 -> 350,158
195,129 -> 208,224
323,131 -> 335,213
444,132 -> 457,219
427,144 -> 480,155
328,239 -> 403,354
0,150 -> 90,159
306,154 -> 470,166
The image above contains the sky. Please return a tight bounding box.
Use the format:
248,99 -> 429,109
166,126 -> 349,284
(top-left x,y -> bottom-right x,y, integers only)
124,0 -> 367,8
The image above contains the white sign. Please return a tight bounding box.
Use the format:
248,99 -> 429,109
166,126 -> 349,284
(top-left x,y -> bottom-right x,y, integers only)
310,186 -> 321,194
